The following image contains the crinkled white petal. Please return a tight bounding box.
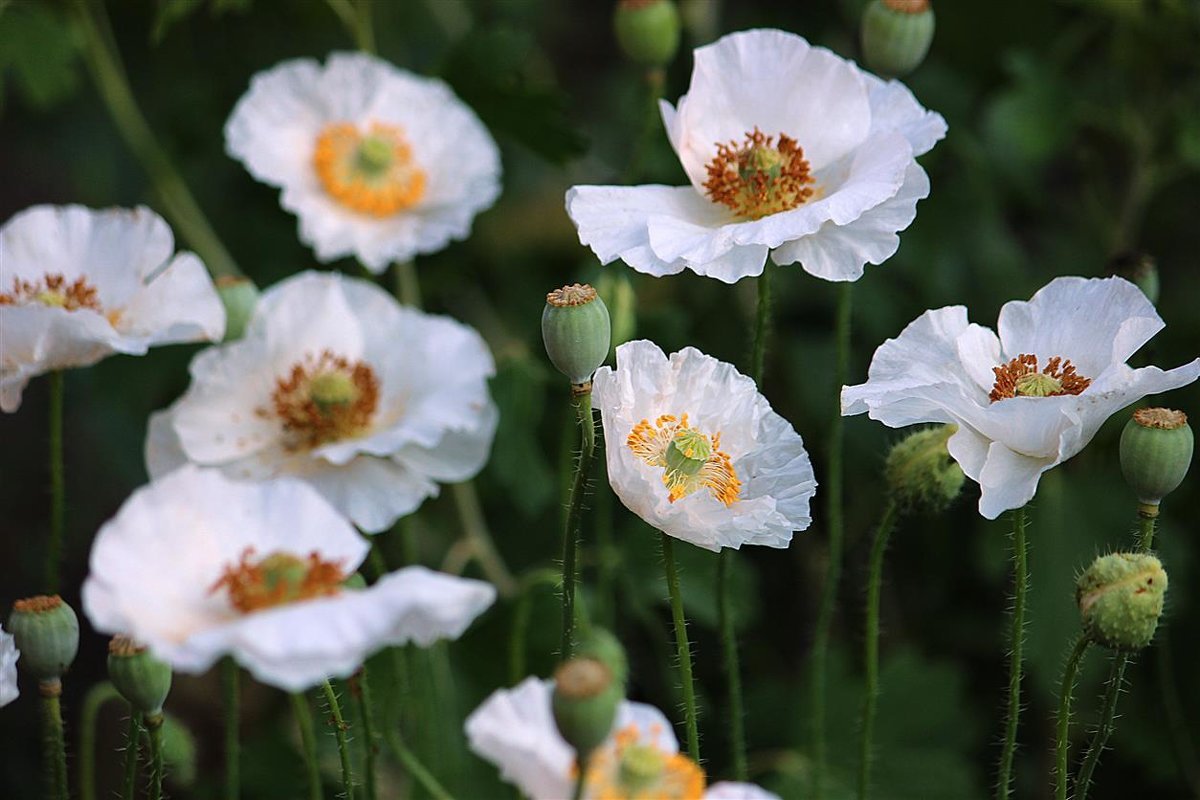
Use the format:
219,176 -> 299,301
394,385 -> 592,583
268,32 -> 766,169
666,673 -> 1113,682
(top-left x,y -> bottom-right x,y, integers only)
705,783 -> 783,800
862,72 -> 948,157
225,52 -> 500,270
0,625 -> 18,708
0,205 -> 224,412
593,341 -> 816,551
465,677 -> 677,800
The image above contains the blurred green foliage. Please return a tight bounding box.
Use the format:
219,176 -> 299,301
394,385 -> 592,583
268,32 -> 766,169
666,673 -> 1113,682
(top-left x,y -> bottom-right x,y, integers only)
3,0 -> 1200,798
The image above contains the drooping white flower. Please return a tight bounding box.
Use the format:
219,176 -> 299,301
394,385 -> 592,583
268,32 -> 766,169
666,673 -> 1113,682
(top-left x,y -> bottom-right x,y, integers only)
82,466 -> 496,692
592,340 -> 816,551
0,205 -> 225,412
566,28 -> 946,285
145,270 -> 497,533
465,677 -> 779,800
843,276 -> 1200,519
0,624 -> 18,707
225,52 -> 501,272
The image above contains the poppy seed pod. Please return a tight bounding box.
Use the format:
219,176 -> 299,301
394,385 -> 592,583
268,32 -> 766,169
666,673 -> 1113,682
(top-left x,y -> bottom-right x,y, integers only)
1120,408 -> 1193,506
543,284 -> 611,386
861,0 -> 935,78
107,636 -> 172,716
575,627 -> 629,688
884,424 -> 964,513
614,0 -> 682,68
8,596 -> 79,685
1077,553 -> 1168,652
215,275 -> 260,342
552,657 -> 622,761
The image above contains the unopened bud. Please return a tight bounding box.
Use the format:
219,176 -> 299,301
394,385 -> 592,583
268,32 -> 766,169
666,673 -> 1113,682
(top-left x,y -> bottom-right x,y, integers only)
160,712 -> 198,788
595,272 -> 636,352
861,0 -> 935,78
543,284 -> 611,386
614,0 -> 682,68
574,627 -> 629,688
1120,408 -> 1193,506
552,657 -> 621,760
216,276 -> 260,342
7,596 -> 78,686
108,636 -> 172,716
884,425 -> 964,513
1077,553 -> 1167,651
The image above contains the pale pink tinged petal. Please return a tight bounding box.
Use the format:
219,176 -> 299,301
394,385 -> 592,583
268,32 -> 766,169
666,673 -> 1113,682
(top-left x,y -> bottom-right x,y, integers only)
977,441 -> 1056,519
117,252 -> 226,344
863,72 -> 948,157
946,424 -> 990,484
303,456 -> 436,534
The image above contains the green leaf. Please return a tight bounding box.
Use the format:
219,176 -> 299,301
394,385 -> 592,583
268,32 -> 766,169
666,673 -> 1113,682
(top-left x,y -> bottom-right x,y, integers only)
0,3 -> 82,109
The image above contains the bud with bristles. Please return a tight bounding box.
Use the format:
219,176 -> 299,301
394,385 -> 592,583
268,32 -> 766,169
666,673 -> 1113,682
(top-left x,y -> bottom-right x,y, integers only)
215,275 -> 260,342
884,425 -> 964,513
552,657 -> 622,761
543,284 -> 611,386
1077,553 -> 1167,652
861,0 -> 935,78
614,0 -> 682,68
108,636 -> 172,716
1120,408 -> 1193,507
8,596 -> 79,686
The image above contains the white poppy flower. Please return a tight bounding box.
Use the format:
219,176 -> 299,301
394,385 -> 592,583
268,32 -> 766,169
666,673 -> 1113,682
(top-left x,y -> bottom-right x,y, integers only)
566,29 -> 946,284
0,624 -> 18,707
592,340 -> 816,551
145,270 -> 497,533
82,466 -> 495,692
704,783 -> 782,800
225,52 -> 501,272
0,205 -> 225,412
843,276 -> 1200,519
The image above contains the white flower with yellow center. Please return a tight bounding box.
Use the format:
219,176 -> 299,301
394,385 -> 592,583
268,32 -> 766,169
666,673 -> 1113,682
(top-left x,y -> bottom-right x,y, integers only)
593,340 -> 816,551
464,677 -> 779,800
843,276 -> 1200,519
82,466 -> 496,691
0,624 -> 18,707
225,52 -> 501,271
145,270 -> 497,533
566,28 -> 946,284
0,205 -> 225,412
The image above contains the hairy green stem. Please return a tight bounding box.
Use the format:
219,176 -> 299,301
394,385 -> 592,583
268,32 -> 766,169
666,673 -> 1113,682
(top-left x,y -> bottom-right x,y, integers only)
322,681 -> 355,800
1075,655 -> 1129,798
1055,636 -> 1091,800
79,680 -> 118,800
356,671 -> 380,800
620,68 -> 666,183
120,712 -> 141,800
561,386 -> 596,658
661,533 -> 700,761
146,714 -> 164,800
384,728 -> 454,800
996,506 -> 1029,800
291,693 -> 323,800
75,0 -> 240,278
222,658 -> 240,800
857,500 -> 899,800
718,550 -> 747,781
811,281 -> 853,797
1136,506 -> 1157,551
46,371 -> 65,594
42,688 -> 68,800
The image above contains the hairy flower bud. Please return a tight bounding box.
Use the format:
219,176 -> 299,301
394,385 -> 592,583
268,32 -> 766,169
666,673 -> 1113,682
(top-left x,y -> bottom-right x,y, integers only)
543,284 -> 611,386
1120,408 -> 1193,506
215,275 -> 260,342
861,0 -> 935,78
107,636 -> 172,716
552,657 -> 621,760
614,0 -> 682,68
1077,553 -> 1168,651
8,596 -> 79,685
884,425 -> 964,513
574,627 -> 629,688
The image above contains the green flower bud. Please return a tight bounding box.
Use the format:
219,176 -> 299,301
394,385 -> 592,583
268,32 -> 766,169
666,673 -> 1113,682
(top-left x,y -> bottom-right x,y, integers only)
1077,553 -> 1168,651
8,596 -> 79,685
542,284 -> 611,386
614,0 -> 682,68
107,636 -> 172,716
884,425 -> 965,513
574,627 -> 629,688
861,0 -> 935,78
595,271 -> 637,353
1120,408 -> 1193,507
552,657 -> 622,760
160,712 -> 198,788
1110,251 -> 1159,305
215,275 -> 260,342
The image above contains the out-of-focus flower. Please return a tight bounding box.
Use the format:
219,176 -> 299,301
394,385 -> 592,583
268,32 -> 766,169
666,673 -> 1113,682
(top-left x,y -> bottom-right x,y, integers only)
567,29 -> 946,284
146,270 -> 497,533
592,340 -> 816,551
225,52 -> 501,272
843,276 -> 1200,519
0,205 -> 225,412
82,466 -> 495,691
0,624 -> 18,707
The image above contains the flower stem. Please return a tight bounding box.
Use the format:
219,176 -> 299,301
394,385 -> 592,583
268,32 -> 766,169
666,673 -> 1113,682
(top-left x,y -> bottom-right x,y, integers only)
561,384 -> 596,659
811,281 -> 853,797
291,692 -> 323,800
42,685 -> 69,800
1136,504 -> 1157,551
1075,654 -> 1130,798
322,680 -> 355,800
384,728 -> 454,800
750,267 -> 773,382
79,681 -> 119,800
661,532 -> 700,761
222,657 -> 241,800
146,714 -> 165,800
327,0 -> 376,54
45,370 -> 66,595
857,499 -> 899,800
717,550 -> 747,781
1055,635 -> 1091,800
572,753 -> 590,800
451,482 -> 517,598
392,260 -> 421,308
356,670 -> 380,800
75,0 -> 241,278
120,711 -> 141,800
995,506 -> 1029,800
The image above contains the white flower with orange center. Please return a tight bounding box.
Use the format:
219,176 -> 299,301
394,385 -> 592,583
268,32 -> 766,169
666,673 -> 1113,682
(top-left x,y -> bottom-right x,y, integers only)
843,276 -> 1200,519
225,52 -> 500,271
145,270 -> 497,533
593,341 -> 816,551
82,466 -> 496,691
0,624 -> 18,707
464,676 -> 779,800
0,205 -> 225,412
566,28 -> 946,284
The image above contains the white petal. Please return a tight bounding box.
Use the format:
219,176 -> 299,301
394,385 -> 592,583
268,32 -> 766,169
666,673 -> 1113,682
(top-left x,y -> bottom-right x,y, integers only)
393,398 -> 498,483
116,252 -> 226,344
224,57 -> 326,187
946,424 -> 990,484
862,72 -> 948,157
0,626 -> 18,708
705,783 -> 783,800
977,441 -> 1055,520
145,408 -> 190,478
302,456 -> 437,534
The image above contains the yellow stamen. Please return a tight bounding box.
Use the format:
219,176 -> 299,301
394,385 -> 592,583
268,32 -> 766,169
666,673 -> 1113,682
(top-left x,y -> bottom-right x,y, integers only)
989,354 -> 1091,402
584,724 -> 706,800
1,274 -> 102,312
627,413 -> 741,506
261,350 -> 380,450
210,548 -> 346,613
703,127 -> 815,219
313,121 -> 426,216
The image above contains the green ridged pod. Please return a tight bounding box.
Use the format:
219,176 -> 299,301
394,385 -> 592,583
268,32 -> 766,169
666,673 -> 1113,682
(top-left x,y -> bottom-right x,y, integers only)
861,0 -> 935,78
1120,408 -> 1193,505
542,284 -> 611,386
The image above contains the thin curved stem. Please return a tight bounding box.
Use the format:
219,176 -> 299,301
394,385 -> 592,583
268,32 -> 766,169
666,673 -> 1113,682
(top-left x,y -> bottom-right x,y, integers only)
79,680 -> 119,800
561,386 -> 596,658
356,671 -> 380,800
120,711 -> 141,800
222,658 -> 240,800
46,370 -> 65,594
327,0 -> 375,54
384,728 -> 454,800
661,533 -> 700,761
1075,654 -> 1130,798
718,550 -> 747,781
1055,636 -> 1091,800
750,268 -> 773,382
291,692 -> 323,800
42,687 -> 69,800
811,281 -> 853,797
146,714 -> 165,800
451,482 -> 517,597
857,500 -> 899,800
996,506 -> 1029,800
322,681 -> 355,800
392,260 -> 421,309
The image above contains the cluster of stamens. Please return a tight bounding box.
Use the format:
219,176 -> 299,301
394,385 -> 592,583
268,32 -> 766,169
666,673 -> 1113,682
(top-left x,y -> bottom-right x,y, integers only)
0,274 -> 102,312
313,121 -> 426,216
211,548 -> 346,614
583,724 -> 705,799
703,128 -> 815,219
263,350 -> 380,450
989,354 -> 1091,402
627,413 -> 741,506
